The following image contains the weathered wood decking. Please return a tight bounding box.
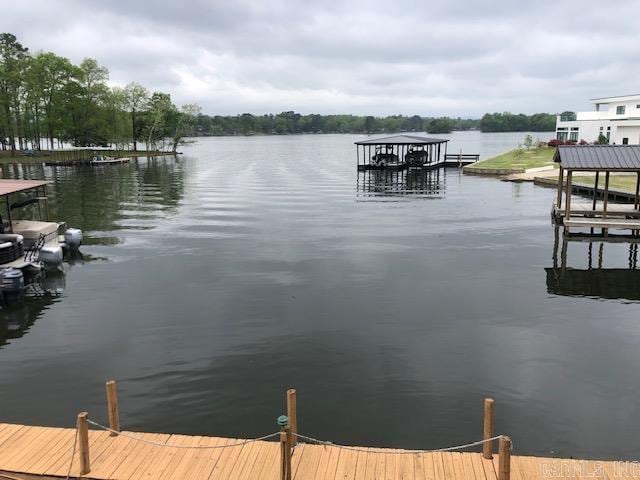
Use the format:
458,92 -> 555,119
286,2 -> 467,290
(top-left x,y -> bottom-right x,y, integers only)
0,423 -> 636,480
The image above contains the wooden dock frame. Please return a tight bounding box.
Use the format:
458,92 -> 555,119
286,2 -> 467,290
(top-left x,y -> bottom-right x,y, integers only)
553,145 -> 640,233
1,382 -> 638,479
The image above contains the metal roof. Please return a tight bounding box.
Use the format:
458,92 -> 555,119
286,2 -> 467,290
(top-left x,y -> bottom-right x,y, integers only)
0,180 -> 48,196
355,134 -> 448,145
554,145 -> 640,171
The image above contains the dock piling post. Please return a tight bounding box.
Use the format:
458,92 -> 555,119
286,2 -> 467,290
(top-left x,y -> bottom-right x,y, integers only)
77,412 -> 90,475
482,398 -> 495,459
286,389 -> 297,447
106,380 -> 120,434
278,415 -> 292,480
498,436 -> 511,480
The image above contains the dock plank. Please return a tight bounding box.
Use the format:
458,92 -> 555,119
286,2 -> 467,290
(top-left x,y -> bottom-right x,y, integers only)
0,424 -> 638,480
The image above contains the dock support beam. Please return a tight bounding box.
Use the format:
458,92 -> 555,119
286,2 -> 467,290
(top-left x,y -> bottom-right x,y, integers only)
77,412 -> 90,475
498,436 -> 511,480
482,398 -> 495,459
106,380 -> 120,435
287,389 -> 297,447
278,416 -> 292,480
592,172 -> 599,211
564,171 -> 573,220
603,171 -> 610,218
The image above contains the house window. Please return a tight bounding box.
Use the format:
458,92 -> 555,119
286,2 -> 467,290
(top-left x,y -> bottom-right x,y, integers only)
570,131 -> 579,141
606,132 -> 611,141
607,126 -> 611,130
617,106 -> 626,114
637,105 -> 640,109
600,126 -> 604,131
557,131 -> 568,141
623,137 -> 629,145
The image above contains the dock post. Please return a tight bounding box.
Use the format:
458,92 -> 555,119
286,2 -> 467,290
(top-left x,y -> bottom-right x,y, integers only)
287,389 -> 297,447
278,415 -> 292,480
106,380 -> 120,434
498,436 -> 511,480
482,398 -> 495,459
77,412 -> 90,475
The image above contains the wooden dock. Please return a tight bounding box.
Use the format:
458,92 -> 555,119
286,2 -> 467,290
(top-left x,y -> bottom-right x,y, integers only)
0,422 -> 635,480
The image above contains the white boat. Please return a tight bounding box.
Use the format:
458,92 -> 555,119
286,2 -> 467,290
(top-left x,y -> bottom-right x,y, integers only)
0,180 -> 83,275
90,155 -> 131,165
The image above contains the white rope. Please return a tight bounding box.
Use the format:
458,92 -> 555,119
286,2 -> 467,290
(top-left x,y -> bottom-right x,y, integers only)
294,433 -> 511,455
65,422 -> 79,480
87,420 -> 279,449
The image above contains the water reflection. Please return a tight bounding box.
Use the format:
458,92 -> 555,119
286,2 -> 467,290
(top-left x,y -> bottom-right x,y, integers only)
356,168 -> 445,199
0,270 -> 66,347
546,227 -> 640,300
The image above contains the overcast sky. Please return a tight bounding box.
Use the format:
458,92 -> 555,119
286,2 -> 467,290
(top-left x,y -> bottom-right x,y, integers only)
5,0 -> 640,117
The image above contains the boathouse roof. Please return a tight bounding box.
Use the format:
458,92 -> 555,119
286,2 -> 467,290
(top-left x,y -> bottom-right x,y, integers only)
554,145 -> 640,171
355,134 -> 448,145
0,180 -> 48,196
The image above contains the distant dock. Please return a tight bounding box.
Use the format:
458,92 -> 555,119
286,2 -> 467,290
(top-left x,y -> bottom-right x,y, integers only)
45,149 -> 176,166
0,382 -> 636,479
355,134 -> 479,171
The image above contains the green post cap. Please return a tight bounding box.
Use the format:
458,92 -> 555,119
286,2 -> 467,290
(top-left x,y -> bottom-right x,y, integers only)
277,415 -> 289,427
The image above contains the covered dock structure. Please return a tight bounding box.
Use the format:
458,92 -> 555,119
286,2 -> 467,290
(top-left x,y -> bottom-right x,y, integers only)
355,134 -> 450,171
553,145 -> 640,232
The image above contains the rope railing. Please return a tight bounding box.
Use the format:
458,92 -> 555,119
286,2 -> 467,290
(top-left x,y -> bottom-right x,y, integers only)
294,432 -> 511,455
87,419 -> 280,449
61,381 -> 514,480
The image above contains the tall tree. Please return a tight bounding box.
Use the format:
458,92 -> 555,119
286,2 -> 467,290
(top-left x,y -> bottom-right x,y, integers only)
123,82 -> 149,151
0,33 -> 29,152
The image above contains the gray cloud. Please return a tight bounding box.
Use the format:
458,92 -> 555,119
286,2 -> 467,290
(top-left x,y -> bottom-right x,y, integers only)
5,0 -> 640,116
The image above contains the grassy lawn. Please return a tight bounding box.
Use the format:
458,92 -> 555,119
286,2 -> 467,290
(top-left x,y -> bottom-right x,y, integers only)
466,146 -> 556,171
574,174 -> 639,193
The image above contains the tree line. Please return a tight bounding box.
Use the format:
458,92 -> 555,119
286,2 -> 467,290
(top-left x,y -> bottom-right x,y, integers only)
479,112 -> 556,132
194,112 -> 556,136
0,33 -> 200,153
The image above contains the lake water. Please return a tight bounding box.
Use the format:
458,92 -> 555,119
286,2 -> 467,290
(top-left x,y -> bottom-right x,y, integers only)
1,131 -> 640,461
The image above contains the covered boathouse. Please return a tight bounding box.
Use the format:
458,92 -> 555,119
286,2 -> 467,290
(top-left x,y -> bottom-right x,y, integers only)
355,134 -> 449,171
554,144 -> 640,232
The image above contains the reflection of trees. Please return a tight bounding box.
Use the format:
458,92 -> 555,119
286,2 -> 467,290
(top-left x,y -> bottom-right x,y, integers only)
0,271 -> 66,348
546,226 -> 640,300
0,156 -> 185,234
356,169 -> 444,198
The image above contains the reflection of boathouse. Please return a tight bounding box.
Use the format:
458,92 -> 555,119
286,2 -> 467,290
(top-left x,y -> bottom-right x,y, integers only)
546,227 -> 640,300
356,168 -> 444,198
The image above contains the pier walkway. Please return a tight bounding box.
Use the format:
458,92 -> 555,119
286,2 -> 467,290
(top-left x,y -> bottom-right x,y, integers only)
0,422 -> 636,480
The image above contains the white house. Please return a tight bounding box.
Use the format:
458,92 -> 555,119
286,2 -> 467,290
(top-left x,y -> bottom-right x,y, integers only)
555,94 -> 640,144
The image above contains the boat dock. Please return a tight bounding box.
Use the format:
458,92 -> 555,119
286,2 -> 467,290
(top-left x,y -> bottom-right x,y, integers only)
355,134 -> 479,171
553,145 -> 640,232
0,382 -> 637,480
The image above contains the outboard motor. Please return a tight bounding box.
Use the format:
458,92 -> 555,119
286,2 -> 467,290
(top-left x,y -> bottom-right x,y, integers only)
63,228 -> 83,250
0,268 -> 24,301
38,245 -> 64,268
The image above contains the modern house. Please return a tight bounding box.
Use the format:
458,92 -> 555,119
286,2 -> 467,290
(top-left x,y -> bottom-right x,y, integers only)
555,94 -> 640,145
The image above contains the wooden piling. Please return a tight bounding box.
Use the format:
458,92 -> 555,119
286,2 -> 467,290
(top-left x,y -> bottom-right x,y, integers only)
498,436 -> 511,480
280,424 -> 292,480
106,380 -> 120,434
287,389 -> 297,447
482,398 -> 494,459
77,412 -> 90,475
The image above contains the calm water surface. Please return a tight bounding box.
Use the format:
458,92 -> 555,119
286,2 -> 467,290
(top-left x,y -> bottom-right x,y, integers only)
1,132 -> 640,460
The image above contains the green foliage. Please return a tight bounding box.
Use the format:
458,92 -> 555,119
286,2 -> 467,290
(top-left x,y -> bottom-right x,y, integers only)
426,117 -> 453,133
0,32 -> 199,151
523,134 -> 533,150
194,114 -> 480,136
479,112 -> 556,132
597,133 -> 609,144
